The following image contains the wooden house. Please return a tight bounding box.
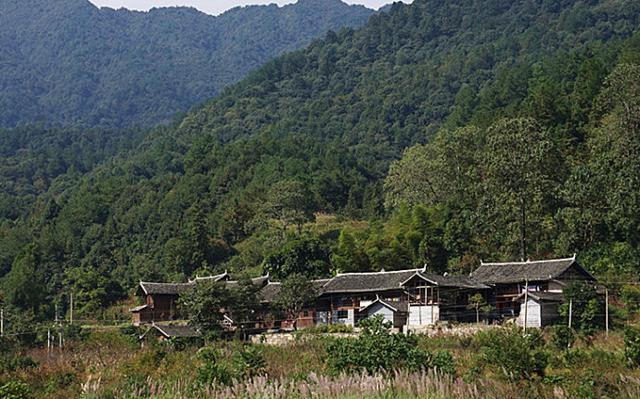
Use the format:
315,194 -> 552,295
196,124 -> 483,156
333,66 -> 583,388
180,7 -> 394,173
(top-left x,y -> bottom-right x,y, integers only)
131,272 -> 229,325
470,255 -> 596,326
315,267 -> 488,328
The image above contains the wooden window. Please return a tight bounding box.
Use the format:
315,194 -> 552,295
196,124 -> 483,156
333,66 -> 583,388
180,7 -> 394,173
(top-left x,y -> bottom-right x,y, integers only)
337,310 -> 348,319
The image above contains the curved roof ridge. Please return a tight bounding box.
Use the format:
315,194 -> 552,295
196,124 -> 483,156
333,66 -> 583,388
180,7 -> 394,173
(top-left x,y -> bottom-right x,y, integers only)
335,268 -> 422,276
481,256 -> 576,266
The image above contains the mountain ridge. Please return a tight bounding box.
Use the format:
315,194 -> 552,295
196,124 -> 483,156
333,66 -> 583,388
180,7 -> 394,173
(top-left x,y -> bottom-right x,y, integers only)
0,0 -> 374,128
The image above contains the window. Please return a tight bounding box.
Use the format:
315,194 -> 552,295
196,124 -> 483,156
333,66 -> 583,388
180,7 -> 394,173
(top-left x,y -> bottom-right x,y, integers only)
337,310 -> 348,319
303,310 -> 309,317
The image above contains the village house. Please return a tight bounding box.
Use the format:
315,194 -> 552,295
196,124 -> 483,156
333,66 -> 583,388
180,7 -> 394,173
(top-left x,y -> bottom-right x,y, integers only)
315,267 -> 488,329
471,255 -> 597,328
130,272 -> 229,325
130,255 -> 597,331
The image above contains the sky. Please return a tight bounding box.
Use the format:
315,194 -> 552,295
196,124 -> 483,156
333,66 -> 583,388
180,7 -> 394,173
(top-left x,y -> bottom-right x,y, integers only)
88,0 -> 411,16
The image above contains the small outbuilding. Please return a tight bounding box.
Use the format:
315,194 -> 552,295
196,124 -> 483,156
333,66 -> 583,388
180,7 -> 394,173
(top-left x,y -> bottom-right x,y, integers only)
360,297 -> 408,329
515,291 -> 563,328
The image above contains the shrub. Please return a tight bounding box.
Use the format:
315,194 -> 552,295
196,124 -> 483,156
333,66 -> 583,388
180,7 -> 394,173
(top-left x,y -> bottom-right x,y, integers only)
624,326 -> 640,367
550,325 -> 576,349
196,345 -> 267,386
326,315 -> 455,375
475,327 -> 548,380
232,345 -> 266,378
0,381 -> 31,399
196,347 -> 234,386
0,355 -> 37,373
621,285 -> 640,313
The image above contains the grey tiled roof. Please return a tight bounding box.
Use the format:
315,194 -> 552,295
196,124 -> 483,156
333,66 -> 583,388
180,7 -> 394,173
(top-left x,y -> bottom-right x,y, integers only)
257,282 -> 282,303
321,270 -> 420,294
471,256 -> 594,285
421,273 -> 489,289
139,281 -> 194,295
515,291 -> 565,302
225,275 -> 270,289
320,269 -> 486,294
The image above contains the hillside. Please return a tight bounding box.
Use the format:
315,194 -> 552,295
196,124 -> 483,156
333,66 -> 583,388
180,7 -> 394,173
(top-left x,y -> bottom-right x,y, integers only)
0,0 -> 373,128
1,0 -> 640,318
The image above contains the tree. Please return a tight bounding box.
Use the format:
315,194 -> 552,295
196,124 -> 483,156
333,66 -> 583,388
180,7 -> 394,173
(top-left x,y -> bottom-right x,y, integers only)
481,118 -> 560,259
466,293 -> 491,324
273,274 -> 317,330
226,277 -> 260,336
559,282 -> 603,338
179,280 -> 230,340
259,180 -> 315,235
2,244 -> 46,314
262,236 -> 331,279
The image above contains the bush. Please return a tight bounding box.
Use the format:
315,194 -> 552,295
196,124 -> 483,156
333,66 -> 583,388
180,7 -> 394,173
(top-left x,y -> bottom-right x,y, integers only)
475,327 -> 548,380
624,326 -> 640,367
325,315 -> 455,375
0,381 -> 32,399
550,325 -> 576,349
196,344 -> 267,386
0,355 -> 37,373
196,347 -> 234,386
232,345 -> 266,378
621,285 -> 640,313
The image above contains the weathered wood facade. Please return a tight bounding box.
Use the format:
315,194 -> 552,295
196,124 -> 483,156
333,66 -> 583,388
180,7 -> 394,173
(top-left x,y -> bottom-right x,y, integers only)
131,256 -> 597,331
471,255 -> 596,326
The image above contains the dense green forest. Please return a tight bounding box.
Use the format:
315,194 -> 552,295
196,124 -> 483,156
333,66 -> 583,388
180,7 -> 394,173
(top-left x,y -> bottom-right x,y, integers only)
1,0 -> 640,322
0,0 -> 372,128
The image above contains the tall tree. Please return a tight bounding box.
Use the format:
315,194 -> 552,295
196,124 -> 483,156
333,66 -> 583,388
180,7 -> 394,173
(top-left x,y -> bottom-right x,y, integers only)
481,118 -> 560,259
274,273 -> 317,330
2,244 -> 46,314
179,280 -> 230,339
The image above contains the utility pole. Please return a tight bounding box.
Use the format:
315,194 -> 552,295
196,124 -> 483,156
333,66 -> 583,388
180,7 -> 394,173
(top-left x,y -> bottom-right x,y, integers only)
1,308 -> 4,337
70,293 -> 74,325
430,287 -> 435,325
568,299 -> 573,329
47,329 -> 51,357
523,279 -> 529,334
605,288 -> 609,338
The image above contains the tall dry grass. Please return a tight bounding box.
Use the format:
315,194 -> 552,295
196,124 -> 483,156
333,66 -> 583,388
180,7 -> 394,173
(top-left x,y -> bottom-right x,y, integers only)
80,369 -> 640,399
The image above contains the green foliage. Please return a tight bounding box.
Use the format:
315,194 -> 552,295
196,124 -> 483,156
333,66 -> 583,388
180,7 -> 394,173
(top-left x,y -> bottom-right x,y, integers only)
2,0 -> 640,319
621,285 -> 640,313
624,326 -> 640,367
196,345 -> 266,386
263,236 -> 332,279
549,325 -> 576,350
474,327 -> 548,381
231,345 -> 267,379
226,277 -> 261,332
559,282 -> 603,337
196,347 -> 234,386
0,381 -> 31,399
273,273 -> 317,326
326,315 -> 455,375
466,293 -> 492,323
178,281 -> 230,339
0,354 -> 37,374
0,0 -> 372,128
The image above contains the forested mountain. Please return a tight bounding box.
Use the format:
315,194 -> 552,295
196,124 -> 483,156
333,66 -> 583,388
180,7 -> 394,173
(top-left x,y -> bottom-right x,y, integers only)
0,0 -> 373,128
1,0 -> 640,319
